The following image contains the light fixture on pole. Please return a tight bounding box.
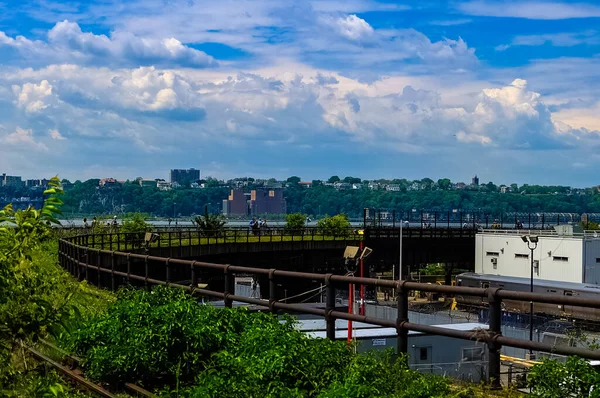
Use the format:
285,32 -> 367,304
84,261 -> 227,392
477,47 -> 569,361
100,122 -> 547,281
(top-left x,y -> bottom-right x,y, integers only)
521,234 -> 538,359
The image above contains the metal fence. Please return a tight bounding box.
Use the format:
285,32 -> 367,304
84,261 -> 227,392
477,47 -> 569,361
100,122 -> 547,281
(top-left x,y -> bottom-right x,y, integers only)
61,226 -> 363,252
58,233 -> 600,388
364,209 -> 596,230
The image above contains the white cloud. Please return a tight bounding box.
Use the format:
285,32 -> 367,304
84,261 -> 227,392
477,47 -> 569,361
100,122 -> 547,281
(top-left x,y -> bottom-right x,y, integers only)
3,127 -> 48,151
458,1 -> 600,20
49,128 -> 65,140
1,62 -> 598,181
0,20 -> 216,68
504,31 -> 600,49
335,15 -> 374,40
12,80 -> 53,112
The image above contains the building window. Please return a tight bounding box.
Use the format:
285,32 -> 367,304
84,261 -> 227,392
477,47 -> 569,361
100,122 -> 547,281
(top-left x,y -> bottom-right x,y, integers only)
419,347 -> 428,361
596,258 -> 600,263
462,347 -> 484,362
486,251 -> 500,256
515,253 -> 529,259
553,256 -> 568,262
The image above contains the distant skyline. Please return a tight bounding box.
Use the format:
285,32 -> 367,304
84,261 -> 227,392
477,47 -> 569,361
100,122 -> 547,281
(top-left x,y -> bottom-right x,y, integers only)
1,1 -> 600,185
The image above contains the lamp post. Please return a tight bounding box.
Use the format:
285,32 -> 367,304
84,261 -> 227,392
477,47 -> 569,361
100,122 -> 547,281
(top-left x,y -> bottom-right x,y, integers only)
521,234 -> 538,358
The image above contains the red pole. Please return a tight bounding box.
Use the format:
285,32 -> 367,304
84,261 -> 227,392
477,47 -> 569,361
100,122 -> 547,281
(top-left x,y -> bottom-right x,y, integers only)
347,282 -> 353,343
360,241 -> 365,316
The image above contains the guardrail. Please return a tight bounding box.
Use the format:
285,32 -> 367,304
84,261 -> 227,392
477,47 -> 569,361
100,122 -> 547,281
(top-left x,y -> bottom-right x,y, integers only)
58,234 -> 600,388
479,228 -> 600,238
58,226 -> 480,251
63,227 -> 363,252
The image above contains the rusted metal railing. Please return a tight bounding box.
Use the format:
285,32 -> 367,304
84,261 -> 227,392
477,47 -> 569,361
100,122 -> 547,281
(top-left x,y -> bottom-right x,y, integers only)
58,235 -> 600,389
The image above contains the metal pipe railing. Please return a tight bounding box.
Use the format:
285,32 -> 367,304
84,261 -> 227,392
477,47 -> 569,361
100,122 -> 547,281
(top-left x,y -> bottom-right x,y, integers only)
58,235 -> 600,389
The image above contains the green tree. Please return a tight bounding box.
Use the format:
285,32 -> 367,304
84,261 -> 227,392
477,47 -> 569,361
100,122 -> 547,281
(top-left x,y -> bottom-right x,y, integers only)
317,214 -> 351,237
437,178 -> 452,191
120,212 -> 152,234
327,176 -> 340,184
287,176 -> 301,185
285,213 -> 306,232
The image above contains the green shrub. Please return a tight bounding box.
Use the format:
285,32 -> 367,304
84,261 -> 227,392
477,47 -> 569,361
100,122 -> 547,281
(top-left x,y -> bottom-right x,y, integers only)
68,287 -> 285,387
529,356 -> 600,397
285,213 -> 306,232
193,207 -> 226,237
316,214 -> 351,237
120,212 -> 152,234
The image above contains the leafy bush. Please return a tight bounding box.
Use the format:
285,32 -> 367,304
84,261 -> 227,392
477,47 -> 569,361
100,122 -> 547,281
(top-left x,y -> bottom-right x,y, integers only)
316,214 -> 351,237
193,207 -> 226,237
0,177 -> 66,346
285,213 -> 306,233
529,356 -> 600,397
120,212 -> 152,234
68,287 -> 277,387
0,176 -> 115,392
69,285 -> 460,397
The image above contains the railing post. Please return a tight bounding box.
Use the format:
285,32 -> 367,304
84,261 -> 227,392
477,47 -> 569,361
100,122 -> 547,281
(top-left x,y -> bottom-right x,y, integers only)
111,251 -> 116,291
109,233 -> 113,251
190,261 -> 197,292
144,255 -> 149,290
126,254 -> 131,285
396,281 -> 409,356
166,258 -> 171,285
179,231 -> 183,258
269,269 -> 277,314
97,249 -> 102,287
488,288 -> 502,389
325,274 -> 336,341
82,248 -> 88,282
224,265 -> 234,308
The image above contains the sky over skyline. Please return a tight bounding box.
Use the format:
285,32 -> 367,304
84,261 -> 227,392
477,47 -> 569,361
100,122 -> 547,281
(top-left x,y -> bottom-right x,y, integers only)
1,0 -> 600,186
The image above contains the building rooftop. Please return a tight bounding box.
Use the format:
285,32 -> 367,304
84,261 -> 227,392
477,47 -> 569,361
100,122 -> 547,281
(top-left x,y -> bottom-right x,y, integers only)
306,322 -> 488,339
479,226 -> 600,239
458,272 -> 600,292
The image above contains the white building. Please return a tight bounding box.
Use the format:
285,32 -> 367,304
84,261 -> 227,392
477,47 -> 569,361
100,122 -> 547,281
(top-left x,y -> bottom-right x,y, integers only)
475,225 -> 600,285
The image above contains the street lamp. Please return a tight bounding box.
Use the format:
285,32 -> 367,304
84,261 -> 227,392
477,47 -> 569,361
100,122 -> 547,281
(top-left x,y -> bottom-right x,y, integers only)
521,234 -> 538,358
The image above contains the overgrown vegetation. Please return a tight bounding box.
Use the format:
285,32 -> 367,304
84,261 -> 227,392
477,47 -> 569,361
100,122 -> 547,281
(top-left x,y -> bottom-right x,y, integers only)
120,212 -> 152,234
285,212 -> 306,232
316,214 -> 351,237
67,286 -> 460,397
193,206 -> 226,237
0,177 -> 114,396
529,356 -> 600,397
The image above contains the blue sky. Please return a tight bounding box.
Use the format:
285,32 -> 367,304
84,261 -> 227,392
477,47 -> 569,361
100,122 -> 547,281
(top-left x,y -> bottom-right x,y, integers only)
1,1 -> 600,186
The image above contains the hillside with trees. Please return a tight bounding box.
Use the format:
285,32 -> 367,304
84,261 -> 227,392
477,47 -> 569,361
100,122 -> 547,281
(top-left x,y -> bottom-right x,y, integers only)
1,176 -> 598,218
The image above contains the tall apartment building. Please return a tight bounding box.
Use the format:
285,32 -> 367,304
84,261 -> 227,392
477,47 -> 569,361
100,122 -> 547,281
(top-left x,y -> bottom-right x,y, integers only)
223,189 -> 248,215
472,175 -> 479,186
1,173 -> 22,187
170,168 -> 200,187
250,189 -> 286,215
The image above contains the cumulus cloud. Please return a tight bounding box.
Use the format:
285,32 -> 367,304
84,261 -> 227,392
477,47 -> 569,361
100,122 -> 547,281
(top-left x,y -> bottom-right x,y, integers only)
3,127 -> 48,151
1,63 -> 597,180
335,14 -> 374,40
0,21 -> 216,68
12,80 -> 53,112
